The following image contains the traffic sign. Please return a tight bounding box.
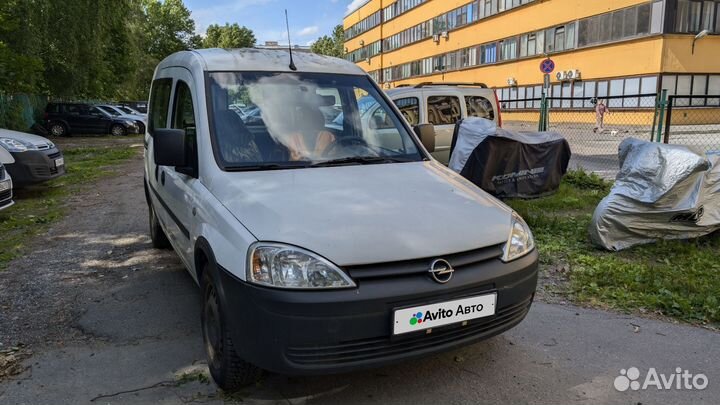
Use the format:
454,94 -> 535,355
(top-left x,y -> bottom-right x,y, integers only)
540,58 -> 555,74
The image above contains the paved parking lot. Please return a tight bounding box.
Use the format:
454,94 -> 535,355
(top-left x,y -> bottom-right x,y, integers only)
0,150 -> 718,405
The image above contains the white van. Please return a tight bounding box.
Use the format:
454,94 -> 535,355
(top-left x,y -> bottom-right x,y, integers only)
385,83 -> 501,164
144,49 -> 537,390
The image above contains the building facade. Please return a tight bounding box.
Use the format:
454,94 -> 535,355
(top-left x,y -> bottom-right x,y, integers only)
343,0 -> 720,115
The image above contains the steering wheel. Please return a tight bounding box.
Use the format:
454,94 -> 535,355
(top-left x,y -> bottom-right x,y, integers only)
322,137 -> 373,158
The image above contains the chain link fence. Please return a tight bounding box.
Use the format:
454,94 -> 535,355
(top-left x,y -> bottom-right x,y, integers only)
502,94 -> 660,178
664,95 -> 720,155
0,94 -> 49,132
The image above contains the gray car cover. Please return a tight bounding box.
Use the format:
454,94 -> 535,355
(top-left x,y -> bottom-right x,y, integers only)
589,138 -> 720,251
449,118 -> 571,198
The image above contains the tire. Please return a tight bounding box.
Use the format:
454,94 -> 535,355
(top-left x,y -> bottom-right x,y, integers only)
110,124 -> 127,137
149,204 -> 170,249
137,122 -> 146,135
201,266 -> 261,391
49,123 -> 68,137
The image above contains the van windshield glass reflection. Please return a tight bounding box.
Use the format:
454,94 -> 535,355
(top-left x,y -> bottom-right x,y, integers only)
208,72 -> 422,170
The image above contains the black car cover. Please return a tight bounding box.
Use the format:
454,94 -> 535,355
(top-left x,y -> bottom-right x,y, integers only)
449,118 -> 571,199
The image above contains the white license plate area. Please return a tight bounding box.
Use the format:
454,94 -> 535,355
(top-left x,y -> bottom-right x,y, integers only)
393,293 -> 497,335
55,158 -> 64,168
0,180 -> 9,192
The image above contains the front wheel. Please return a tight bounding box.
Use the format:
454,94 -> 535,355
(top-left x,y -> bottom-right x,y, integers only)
110,124 -> 127,136
49,123 -> 68,137
202,267 -> 261,391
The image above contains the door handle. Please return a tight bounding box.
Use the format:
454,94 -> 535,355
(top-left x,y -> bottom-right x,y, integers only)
160,170 -> 166,186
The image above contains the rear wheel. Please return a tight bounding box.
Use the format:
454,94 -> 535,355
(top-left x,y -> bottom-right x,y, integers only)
202,266 -> 261,391
49,123 -> 68,137
110,124 -> 127,137
149,204 -> 170,249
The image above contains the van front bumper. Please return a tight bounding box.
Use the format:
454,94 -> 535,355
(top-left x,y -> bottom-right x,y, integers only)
218,249 -> 538,375
6,148 -> 65,186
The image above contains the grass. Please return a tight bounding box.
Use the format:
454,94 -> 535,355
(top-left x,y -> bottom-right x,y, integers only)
0,145 -> 139,269
506,170 -> 720,326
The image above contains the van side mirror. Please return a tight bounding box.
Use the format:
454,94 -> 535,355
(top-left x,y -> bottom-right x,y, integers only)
154,128 -> 188,168
414,124 -> 436,153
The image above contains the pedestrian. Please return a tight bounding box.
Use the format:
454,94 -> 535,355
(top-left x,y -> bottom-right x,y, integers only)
593,100 -> 610,133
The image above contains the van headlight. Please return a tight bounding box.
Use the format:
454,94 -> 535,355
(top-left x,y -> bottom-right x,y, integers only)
501,213 -> 535,262
247,243 -> 356,289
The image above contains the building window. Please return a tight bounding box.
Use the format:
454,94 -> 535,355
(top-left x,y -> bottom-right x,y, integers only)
676,0 -> 720,33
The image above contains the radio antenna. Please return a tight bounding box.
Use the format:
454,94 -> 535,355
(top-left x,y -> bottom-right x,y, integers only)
285,9 -> 297,71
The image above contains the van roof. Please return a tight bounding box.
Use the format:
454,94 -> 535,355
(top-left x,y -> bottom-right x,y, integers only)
385,86 -> 496,98
158,48 -> 367,76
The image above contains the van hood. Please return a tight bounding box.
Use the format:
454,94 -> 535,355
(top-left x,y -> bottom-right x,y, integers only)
211,161 -> 513,266
0,128 -> 55,149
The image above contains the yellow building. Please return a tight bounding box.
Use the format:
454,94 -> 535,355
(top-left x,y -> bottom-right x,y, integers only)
343,0 -> 720,118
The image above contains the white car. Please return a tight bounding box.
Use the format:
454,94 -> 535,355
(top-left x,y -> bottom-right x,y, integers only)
144,49 -> 537,390
385,84 -> 501,164
0,147 -> 15,210
96,105 -> 148,134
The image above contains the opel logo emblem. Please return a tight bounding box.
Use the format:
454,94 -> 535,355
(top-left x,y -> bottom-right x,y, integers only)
429,259 -> 454,284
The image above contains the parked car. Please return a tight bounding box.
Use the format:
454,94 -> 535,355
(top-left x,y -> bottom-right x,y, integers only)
0,128 -> 65,187
385,83 -> 501,164
115,105 -> 146,117
96,104 -> 148,134
0,149 -> 15,210
119,101 -> 148,114
145,49 -> 537,391
45,103 -> 139,137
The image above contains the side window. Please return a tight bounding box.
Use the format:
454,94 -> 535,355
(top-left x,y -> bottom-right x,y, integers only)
148,79 -> 173,134
427,96 -> 462,125
172,81 -> 195,129
465,96 -> 495,120
393,97 -> 419,126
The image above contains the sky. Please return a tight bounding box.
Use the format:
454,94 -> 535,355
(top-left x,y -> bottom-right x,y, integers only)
184,0 -> 361,46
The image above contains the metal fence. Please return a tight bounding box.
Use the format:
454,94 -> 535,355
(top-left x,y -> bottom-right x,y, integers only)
503,94 -> 660,178
664,95 -> 720,154
0,94 -> 48,132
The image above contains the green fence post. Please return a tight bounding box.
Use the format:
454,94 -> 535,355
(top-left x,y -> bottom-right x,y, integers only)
655,89 -> 668,143
538,90 -> 548,132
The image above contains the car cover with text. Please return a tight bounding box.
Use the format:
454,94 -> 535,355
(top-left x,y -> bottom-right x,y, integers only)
448,118 -> 571,198
589,138 -> 720,251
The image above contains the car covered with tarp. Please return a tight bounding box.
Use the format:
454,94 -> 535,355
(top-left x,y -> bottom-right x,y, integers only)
448,117 -> 571,199
589,138 -> 720,251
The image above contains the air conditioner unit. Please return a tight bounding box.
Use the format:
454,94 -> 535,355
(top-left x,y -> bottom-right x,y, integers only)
441,31 -> 449,39
507,77 -> 518,87
556,72 -> 565,81
366,57 -> 371,63
568,69 -> 581,80
359,40 -> 365,46
433,34 -> 441,43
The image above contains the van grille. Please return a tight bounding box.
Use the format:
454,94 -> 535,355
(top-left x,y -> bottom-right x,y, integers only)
285,294 -> 532,366
344,244 -> 505,280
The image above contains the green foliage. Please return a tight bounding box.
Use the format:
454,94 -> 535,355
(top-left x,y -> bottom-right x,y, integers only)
310,25 -> 345,57
507,171 -> 720,325
0,0 -> 202,101
203,23 -> 256,48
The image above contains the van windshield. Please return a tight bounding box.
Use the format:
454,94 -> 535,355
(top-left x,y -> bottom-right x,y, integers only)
208,72 -> 423,170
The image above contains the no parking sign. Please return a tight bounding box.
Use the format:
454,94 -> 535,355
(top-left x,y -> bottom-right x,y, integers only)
540,58 -> 555,74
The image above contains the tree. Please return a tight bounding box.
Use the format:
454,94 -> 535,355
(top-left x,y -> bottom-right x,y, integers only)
144,0 -> 198,60
310,25 -> 344,58
203,23 -> 256,49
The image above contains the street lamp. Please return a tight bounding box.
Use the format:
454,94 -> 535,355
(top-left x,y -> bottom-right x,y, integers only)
692,30 -> 710,55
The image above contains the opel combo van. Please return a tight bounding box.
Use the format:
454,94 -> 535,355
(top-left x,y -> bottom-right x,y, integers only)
144,49 -> 538,390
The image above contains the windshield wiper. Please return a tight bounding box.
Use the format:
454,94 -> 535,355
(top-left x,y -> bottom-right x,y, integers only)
310,156 -> 412,168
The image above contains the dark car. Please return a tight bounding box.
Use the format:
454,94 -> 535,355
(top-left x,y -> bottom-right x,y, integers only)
0,128 -> 66,187
44,103 -> 139,137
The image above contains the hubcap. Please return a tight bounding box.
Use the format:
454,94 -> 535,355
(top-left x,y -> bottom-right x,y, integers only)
203,284 -> 222,369
51,125 -> 63,136
112,126 -> 123,136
